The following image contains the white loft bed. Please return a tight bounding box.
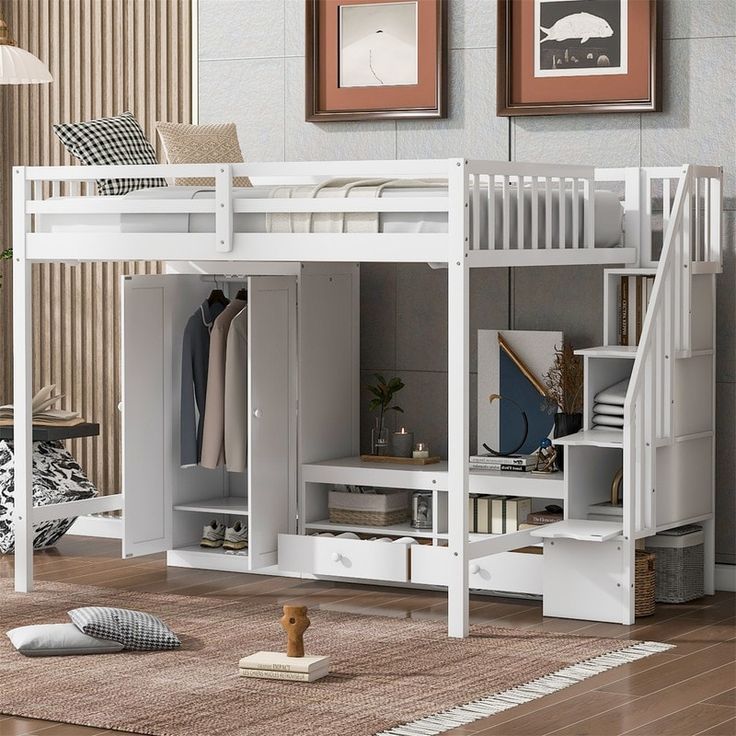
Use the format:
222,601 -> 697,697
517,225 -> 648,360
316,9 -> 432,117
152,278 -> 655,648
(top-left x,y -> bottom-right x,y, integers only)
11,159 -> 723,638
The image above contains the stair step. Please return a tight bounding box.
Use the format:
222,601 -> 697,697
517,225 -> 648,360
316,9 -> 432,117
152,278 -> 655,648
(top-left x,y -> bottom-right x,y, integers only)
576,345 -> 638,359
530,519 -> 623,542
554,429 -> 623,448
604,267 -> 658,276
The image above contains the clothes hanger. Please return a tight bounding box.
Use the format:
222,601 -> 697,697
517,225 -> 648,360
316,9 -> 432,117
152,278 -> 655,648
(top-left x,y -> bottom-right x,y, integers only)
207,277 -> 229,307
207,288 -> 229,306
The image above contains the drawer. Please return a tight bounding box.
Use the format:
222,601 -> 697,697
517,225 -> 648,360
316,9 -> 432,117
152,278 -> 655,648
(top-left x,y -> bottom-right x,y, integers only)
411,544 -> 543,595
278,533 -> 409,583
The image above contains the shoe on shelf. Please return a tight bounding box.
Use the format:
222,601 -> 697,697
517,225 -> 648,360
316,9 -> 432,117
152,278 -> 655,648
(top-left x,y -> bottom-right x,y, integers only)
200,520 -> 226,548
223,520 -> 248,550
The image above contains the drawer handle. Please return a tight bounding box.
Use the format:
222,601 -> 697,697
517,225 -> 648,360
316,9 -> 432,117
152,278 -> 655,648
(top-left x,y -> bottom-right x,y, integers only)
331,552 -> 342,563
469,563 -> 480,575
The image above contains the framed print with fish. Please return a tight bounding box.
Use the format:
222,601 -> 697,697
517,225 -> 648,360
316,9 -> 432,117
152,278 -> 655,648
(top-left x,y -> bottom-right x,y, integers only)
306,0 -> 447,121
497,0 -> 661,116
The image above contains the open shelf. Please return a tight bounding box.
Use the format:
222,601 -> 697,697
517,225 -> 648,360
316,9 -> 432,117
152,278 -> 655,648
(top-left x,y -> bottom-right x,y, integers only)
173,496 -> 249,515
530,519 -> 623,542
303,456 -> 564,498
304,519 -> 438,539
469,468 -> 564,498
576,345 -> 638,359
553,429 -> 623,448
166,544 -> 250,573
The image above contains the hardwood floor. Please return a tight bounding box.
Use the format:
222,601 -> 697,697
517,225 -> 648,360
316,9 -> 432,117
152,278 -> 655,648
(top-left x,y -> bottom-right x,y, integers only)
1,536 -> 734,736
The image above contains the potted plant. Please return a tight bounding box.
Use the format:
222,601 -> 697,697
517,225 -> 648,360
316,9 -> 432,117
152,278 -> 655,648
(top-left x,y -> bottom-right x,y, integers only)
543,341 -> 583,470
366,373 -> 405,456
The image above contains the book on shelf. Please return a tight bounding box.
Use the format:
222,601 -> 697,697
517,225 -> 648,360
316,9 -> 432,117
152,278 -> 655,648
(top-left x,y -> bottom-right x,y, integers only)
469,462 -> 529,473
468,494 -> 479,533
505,498 -> 532,532
238,652 -> 330,674
239,667 -> 329,682
0,384 -> 83,427
526,510 -> 564,525
618,275 -> 655,347
469,453 -> 535,467
475,496 -> 492,534
490,496 -> 509,534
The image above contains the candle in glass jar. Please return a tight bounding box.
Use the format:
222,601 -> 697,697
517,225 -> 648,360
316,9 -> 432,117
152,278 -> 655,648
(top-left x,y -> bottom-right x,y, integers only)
412,442 -> 430,459
392,427 -> 414,458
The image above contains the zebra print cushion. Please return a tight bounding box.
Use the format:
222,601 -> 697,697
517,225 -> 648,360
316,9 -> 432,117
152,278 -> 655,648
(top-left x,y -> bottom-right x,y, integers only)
0,440 -> 98,554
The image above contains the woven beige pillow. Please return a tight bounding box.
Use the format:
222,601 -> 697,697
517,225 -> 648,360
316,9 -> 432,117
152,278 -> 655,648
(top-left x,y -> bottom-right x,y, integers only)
155,121 -> 252,187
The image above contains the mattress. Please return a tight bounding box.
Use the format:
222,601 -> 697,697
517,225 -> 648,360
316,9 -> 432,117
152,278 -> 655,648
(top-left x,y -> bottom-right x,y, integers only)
37,184 -> 624,248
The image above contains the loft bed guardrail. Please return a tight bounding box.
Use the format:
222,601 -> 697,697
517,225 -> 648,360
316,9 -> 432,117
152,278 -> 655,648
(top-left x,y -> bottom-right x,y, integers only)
16,159 -> 644,267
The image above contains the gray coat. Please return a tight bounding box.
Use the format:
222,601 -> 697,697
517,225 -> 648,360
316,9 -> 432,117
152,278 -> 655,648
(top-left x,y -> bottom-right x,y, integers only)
180,299 -> 227,467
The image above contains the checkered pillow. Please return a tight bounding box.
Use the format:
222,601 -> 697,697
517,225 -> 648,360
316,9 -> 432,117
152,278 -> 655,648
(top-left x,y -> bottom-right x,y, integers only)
68,607 -> 181,651
53,112 -> 167,196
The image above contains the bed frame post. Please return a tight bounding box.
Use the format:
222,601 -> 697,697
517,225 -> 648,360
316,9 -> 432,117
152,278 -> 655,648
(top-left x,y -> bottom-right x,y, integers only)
12,167 -> 34,592
447,159 -> 470,638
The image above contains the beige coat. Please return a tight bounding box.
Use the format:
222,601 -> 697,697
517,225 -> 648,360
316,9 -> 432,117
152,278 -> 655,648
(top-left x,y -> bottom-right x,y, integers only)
224,307 -> 248,473
200,299 -> 246,468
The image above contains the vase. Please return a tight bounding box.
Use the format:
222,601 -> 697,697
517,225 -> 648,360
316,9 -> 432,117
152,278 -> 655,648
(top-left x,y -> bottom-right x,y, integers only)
371,420 -> 389,456
553,412 -> 582,471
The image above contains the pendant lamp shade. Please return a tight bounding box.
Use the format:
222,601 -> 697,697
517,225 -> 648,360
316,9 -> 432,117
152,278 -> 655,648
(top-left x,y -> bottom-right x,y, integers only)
0,15 -> 52,85
0,44 -> 52,84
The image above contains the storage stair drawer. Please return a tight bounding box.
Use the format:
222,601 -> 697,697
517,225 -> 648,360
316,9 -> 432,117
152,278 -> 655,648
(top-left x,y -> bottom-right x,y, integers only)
411,544 -> 543,595
277,533 -> 410,583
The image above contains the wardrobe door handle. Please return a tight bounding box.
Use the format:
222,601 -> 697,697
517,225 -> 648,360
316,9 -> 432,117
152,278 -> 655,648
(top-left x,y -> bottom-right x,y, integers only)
117,402 -> 123,412
253,408 -> 262,418
469,563 -> 480,575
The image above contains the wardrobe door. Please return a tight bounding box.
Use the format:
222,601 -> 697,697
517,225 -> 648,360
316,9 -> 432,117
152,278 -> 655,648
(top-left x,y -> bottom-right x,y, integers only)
121,274 -> 211,558
247,276 -> 297,568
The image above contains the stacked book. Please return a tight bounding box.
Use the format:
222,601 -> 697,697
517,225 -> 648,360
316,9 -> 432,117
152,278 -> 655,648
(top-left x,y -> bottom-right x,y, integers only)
519,507 -> 564,530
468,453 -> 536,473
238,651 -> 330,682
468,495 -> 532,534
619,274 -> 655,346
0,385 -> 83,427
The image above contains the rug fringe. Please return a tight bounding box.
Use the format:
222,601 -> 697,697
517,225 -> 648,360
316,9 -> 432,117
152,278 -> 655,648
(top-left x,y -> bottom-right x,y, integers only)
374,641 -> 674,736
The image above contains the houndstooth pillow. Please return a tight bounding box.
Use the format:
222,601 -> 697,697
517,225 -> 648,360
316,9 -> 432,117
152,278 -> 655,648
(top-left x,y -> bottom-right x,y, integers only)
68,607 -> 181,651
53,112 -> 167,196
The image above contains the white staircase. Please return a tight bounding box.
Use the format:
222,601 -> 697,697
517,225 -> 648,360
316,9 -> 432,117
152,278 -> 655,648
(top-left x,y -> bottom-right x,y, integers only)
538,165 -> 723,623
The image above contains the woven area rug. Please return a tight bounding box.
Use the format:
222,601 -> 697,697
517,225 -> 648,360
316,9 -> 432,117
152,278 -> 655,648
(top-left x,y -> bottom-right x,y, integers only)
0,581 -> 672,736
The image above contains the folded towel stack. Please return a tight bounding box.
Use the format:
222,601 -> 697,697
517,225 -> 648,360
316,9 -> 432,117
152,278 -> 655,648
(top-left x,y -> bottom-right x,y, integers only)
592,377 -> 629,429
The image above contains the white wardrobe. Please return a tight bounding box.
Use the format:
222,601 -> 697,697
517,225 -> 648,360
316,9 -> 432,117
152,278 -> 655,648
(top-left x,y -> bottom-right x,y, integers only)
119,262 -> 360,574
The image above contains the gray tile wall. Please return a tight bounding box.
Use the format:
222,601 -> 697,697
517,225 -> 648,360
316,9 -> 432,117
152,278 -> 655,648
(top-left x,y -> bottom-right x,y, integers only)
199,0 -> 735,564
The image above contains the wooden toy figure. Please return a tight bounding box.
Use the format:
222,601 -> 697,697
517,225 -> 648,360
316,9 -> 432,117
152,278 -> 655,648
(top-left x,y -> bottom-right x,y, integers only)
280,605 -> 310,657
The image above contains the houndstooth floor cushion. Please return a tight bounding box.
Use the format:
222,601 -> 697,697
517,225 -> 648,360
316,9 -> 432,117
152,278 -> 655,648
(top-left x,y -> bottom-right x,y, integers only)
0,440 -> 98,554
68,607 -> 181,651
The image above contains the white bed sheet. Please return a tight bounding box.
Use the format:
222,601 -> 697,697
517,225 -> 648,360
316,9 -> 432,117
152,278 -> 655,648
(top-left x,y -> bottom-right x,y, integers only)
37,185 -> 624,248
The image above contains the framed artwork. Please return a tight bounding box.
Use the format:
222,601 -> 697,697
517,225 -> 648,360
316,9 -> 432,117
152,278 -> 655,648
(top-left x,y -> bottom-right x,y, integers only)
497,0 -> 661,116
306,0 -> 447,121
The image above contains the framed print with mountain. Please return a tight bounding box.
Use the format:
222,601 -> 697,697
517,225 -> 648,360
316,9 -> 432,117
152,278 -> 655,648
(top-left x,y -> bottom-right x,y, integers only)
306,0 -> 447,121
497,0 -> 661,116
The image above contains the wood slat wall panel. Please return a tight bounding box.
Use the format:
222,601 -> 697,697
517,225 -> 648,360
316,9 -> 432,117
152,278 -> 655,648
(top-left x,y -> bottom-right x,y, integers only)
0,0 -> 192,494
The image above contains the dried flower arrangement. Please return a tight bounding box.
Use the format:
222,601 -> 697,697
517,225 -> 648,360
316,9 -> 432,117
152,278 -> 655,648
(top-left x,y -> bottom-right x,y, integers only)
543,340 -> 583,415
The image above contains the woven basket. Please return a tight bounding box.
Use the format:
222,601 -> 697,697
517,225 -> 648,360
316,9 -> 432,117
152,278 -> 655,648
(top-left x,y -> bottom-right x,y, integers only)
635,550 -> 656,617
645,525 -> 704,603
329,508 -> 410,526
328,489 -> 410,527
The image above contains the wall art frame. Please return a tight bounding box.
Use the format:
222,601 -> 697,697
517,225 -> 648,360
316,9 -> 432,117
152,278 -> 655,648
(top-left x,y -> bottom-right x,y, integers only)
497,0 -> 662,116
305,0 -> 447,122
